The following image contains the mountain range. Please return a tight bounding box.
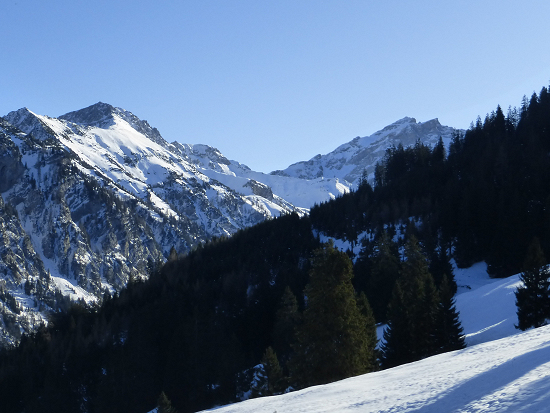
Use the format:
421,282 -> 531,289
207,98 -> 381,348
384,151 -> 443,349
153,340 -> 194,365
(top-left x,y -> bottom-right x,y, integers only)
0,102 -> 459,347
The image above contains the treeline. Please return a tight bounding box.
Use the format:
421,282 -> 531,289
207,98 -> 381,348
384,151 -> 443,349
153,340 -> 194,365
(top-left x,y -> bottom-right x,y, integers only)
311,85 -> 550,277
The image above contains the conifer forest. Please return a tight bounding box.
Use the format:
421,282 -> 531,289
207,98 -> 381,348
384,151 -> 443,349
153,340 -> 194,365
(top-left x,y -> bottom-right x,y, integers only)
1,85 -> 550,413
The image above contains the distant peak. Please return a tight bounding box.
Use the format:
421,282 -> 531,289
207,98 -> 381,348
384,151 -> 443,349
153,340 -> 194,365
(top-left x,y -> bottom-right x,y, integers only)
422,117 -> 441,126
59,102 -> 117,127
392,117 -> 417,125
4,107 -> 40,129
7,107 -> 37,118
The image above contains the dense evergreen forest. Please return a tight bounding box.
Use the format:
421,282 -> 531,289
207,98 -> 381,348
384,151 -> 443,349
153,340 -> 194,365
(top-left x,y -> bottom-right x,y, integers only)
0,85 -> 549,413
312,86 -> 550,279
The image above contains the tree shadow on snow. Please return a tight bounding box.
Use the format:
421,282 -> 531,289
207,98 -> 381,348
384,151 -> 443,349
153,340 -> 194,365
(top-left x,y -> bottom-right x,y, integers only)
413,343 -> 550,413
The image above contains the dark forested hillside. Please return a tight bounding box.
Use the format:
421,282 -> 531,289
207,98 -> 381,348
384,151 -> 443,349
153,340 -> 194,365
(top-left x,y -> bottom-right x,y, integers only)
311,86 -> 550,278
1,85 -> 549,413
0,213 -> 320,413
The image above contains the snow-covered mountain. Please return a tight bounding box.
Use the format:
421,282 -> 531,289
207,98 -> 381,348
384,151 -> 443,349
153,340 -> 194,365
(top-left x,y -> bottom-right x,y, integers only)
272,117 -> 460,185
0,103 -> 309,346
201,264 -> 550,413
0,103 -> 460,348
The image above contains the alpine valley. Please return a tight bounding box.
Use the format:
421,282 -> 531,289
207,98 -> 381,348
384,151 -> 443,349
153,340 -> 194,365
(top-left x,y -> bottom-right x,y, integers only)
2,86 -> 550,413
0,102 -> 459,347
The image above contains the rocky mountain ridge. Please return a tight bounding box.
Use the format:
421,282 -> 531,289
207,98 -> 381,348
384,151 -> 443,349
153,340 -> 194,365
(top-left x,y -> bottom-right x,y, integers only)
0,103 -> 460,347
272,117 -> 459,185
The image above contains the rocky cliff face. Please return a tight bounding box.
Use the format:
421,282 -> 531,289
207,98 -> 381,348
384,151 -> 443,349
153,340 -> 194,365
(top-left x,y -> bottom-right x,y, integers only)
272,117 -> 461,186
0,103 -> 305,347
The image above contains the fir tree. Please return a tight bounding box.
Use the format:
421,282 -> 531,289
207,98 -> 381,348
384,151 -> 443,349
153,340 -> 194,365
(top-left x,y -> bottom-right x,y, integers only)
157,391 -> 177,413
381,236 -> 440,367
516,238 -> 550,330
434,275 -> 465,353
413,268 -> 439,358
292,241 -> 377,387
272,286 -> 301,366
400,236 -> 439,359
429,242 -> 456,294
367,231 -> 401,322
251,347 -> 284,398
380,280 -> 412,368
357,291 -> 379,369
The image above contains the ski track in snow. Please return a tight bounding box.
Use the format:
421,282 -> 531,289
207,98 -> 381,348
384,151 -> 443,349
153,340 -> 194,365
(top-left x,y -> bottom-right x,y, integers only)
198,263 -> 550,413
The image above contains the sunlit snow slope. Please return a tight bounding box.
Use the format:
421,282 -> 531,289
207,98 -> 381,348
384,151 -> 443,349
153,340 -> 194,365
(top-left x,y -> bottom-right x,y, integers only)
200,265 -> 549,413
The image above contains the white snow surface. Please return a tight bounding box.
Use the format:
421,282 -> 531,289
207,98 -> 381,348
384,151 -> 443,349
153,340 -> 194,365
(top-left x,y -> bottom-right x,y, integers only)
200,264 -> 550,413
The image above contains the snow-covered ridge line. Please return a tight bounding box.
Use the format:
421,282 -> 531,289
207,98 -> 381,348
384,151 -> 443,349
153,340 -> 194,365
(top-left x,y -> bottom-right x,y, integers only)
272,116 -> 461,186
0,102 -> 310,347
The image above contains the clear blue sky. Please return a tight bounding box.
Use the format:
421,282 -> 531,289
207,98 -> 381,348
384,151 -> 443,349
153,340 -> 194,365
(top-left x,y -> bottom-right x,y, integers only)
2,1 -> 550,173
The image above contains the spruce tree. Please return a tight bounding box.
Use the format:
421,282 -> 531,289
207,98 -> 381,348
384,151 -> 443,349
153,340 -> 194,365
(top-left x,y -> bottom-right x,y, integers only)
400,236 -> 439,359
434,275 -> 465,353
516,238 -> 550,330
429,242 -> 456,294
380,280 -> 412,368
367,231 -> 401,322
381,236 -> 440,367
272,286 -> 301,366
292,241 -> 376,387
413,268 -> 439,359
157,391 -> 177,413
357,291 -> 379,369
251,347 -> 284,397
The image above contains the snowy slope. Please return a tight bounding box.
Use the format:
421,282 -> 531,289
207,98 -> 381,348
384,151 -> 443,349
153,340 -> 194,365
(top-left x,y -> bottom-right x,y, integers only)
272,117 -> 460,186
200,265 -> 545,413
171,117 -> 461,207
1,103 -> 311,347
205,325 -> 550,413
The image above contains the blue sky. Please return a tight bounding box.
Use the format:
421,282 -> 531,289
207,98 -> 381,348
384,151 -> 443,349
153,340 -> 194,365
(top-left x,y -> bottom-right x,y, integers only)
2,1 -> 550,173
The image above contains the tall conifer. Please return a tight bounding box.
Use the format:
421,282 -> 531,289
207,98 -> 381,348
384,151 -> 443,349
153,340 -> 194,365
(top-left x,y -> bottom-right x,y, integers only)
357,291 -> 379,369
381,236 -> 440,366
292,241 -> 376,387
516,238 -> 550,330
272,286 -> 301,366
380,280 -> 412,368
250,347 -> 284,397
434,275 -> 465,353
368,231 -> 401,322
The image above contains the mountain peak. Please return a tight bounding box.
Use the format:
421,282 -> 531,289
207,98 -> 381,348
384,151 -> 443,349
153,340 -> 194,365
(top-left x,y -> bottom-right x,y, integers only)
59,102 -> 170,148
393,116 -> 417,125
59,102 -> 117,127
4,107 -> 38,124
3,107 -> 54,140
274,116 -> 460,185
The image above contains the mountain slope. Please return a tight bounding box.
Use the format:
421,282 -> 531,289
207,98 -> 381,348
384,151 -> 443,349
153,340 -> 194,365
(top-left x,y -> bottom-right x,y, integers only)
272,117 -> 460,185
0,104 -> 461,348
0,103 -> 308,347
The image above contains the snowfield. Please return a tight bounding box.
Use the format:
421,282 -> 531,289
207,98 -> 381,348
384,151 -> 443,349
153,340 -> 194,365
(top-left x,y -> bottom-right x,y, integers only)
198,264 -> 550,413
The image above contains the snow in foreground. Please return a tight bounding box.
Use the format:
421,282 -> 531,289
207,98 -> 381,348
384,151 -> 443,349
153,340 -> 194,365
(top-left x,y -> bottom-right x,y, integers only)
205,325 -> 550,413
201,265 -> 550,413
